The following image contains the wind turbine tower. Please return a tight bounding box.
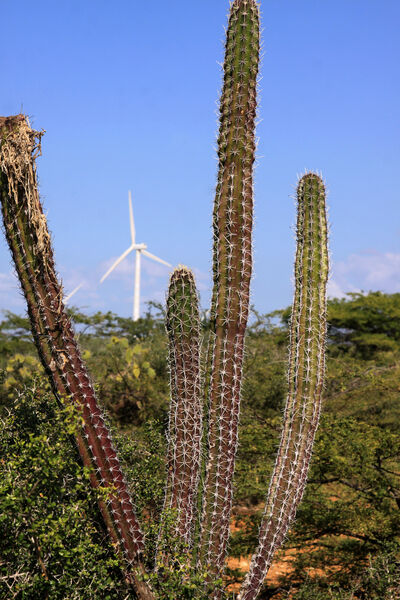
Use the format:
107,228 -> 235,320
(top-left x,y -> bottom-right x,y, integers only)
100,191 -> 171,320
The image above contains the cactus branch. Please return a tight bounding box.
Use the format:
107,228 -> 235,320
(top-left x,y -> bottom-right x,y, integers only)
0,115 -> 154,600
160,266 -> 203,553
238,173 -> 329,600
198,0 -> 260,589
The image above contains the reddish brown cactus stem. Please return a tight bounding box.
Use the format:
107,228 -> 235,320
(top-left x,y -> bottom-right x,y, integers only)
0,115 -> 154,600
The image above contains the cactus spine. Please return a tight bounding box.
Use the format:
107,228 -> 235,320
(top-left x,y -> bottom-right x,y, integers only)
161,266 -> 203,551
238,173 -> 329,600
0,115 -> 154,600
198,0 -> 260,589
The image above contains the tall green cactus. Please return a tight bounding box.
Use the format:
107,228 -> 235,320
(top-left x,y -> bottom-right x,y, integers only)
197,0 -> 260,588
161,266 -> 202,551
0,2 -> 331,599
237,173 -> 329,600
0,115 -> 154,600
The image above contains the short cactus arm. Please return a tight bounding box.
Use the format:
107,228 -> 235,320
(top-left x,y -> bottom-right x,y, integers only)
238,173 -> 329,600
161,266 -> 203,551
198,0 -> 260,587
0,115 -> 154,600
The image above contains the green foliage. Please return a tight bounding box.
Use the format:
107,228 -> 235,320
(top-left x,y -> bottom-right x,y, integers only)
278,415 -> 400,591
144,509 -> 209,599
113,419 -> 166,522
0,311 -> 34,369
328,291 -> 400,357
0,306 -> 170,424
1,352 -> 45,399
277,544 -> 400,599
234,411 -> 279,509
324,292 -> 400,429
0,375 -> 210,599
88,336 -> 163,424
0,379 -> 129,599
272,292 -> 400,429
241,311 -> 287,418
72,306 -> 169,426
357,544 -> 400,599
1,291 -> 400,598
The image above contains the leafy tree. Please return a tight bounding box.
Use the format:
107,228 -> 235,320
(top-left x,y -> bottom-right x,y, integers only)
328,292 -> 400,358
1,353 -> 45,399
0,311 -> 34,368
0,380 -> 129,599
0,305 -> 170,424
85,336 -> 166,425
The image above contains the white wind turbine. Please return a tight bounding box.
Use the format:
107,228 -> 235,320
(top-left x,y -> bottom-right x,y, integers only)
64,283 -> 83,304
100,191 -> 171,320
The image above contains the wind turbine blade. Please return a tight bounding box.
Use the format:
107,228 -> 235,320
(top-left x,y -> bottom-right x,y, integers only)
64,283 -> 83,303
100,245 -> 135,283
129,190 -> 136,244
142,249 -> 171,267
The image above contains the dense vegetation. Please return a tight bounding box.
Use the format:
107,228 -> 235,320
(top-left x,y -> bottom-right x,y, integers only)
1,292 -> 399,598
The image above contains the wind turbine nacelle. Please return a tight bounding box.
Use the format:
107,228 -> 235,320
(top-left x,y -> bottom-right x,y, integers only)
133,243 -> 147,250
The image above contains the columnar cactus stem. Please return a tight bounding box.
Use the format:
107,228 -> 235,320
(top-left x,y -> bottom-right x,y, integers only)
198,0 -> 260,589
238,173 -> 329,600
160,266 -> 203,551
0,115 -> 154,600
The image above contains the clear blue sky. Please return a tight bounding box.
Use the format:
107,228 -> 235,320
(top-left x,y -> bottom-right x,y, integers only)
1,0 -> 399,318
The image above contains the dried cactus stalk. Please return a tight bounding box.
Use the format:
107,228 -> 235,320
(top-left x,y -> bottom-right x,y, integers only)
159,266 -> 203,554
0,115 -> 154,600
198,0 -> 260,588
238,173 -> 329,600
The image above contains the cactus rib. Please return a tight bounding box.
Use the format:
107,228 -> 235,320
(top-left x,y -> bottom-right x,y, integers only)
238,173 -> 329,600
198,0 -> 260,588
0,115 -> 154,600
